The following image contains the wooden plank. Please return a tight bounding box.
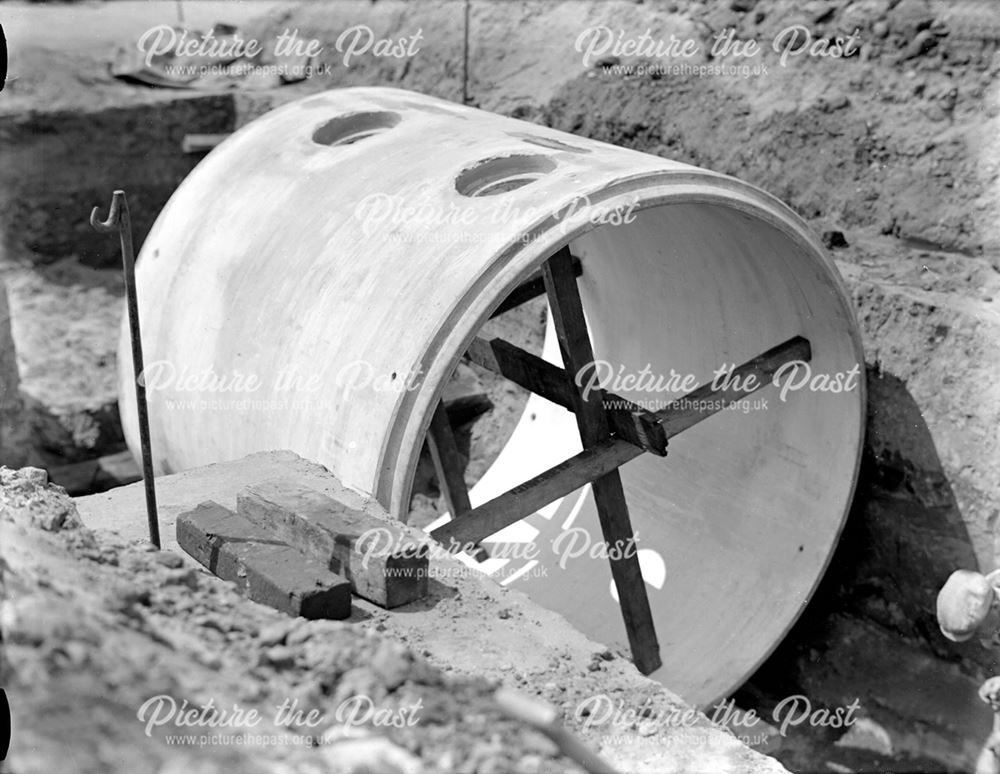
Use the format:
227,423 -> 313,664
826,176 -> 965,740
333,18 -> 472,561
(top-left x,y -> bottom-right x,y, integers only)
490,255 -> 583,318
441,361 -> 493,427
610,402 -> 668,457
177,501 -> 351,620
427,401 -> 473,518
238,480 -> 429,609
654,336 -> 812,437
466,336 -> 577,409
433,333 -> 813,550
430,437 -> 640,548
541,247 -> 608,437
542,245 -> 661,675
465,336 -> 667,456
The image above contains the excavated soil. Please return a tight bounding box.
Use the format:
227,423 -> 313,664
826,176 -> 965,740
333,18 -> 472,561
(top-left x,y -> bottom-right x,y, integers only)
2,0 -> 1000,772
2,467 -> 584,774
6,457 -> 787,774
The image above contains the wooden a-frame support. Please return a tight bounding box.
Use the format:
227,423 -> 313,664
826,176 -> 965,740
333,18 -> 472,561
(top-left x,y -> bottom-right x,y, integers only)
425,245 -> 812,676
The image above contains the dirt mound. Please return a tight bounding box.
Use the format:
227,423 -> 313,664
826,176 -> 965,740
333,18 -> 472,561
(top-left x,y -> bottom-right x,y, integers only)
241,0 -> 998,255
538,0 -> 998,256
1,465 -> 585,774
244,0 -> 702,113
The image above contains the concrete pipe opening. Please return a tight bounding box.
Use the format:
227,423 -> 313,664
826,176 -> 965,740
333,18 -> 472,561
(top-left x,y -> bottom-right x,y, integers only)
119,87 -> 865,707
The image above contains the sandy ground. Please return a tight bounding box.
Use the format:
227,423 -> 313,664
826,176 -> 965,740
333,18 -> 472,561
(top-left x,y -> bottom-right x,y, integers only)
1,463 -> 593,774
1,0 -> 999,771
4,454 -> 788,774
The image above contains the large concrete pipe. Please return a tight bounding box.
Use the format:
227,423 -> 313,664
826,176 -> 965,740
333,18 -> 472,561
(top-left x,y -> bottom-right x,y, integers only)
119,86 -> 865,706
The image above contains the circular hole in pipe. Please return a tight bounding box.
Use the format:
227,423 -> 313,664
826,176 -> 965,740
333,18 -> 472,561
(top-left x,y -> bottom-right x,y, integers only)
312,111 -> 402,147
455,154 -> 557,197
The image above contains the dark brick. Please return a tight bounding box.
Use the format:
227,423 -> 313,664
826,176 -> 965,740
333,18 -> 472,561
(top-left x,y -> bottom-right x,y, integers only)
237,480 -> 428,609
177,501 -> 350,620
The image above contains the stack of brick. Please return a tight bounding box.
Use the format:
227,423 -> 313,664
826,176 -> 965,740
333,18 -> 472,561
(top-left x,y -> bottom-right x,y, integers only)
177,479 -> 430,620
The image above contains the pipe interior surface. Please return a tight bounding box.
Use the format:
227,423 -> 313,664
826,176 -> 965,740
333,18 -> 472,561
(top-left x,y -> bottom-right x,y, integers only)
119,87 -> 866,706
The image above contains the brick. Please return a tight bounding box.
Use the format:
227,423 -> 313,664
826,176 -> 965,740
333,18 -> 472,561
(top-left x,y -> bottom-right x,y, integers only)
237,480 -> 428,609
176,501 -> 351,620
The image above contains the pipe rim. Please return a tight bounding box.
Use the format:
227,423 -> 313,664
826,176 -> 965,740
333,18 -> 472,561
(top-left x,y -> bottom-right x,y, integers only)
379,170 -> 866,706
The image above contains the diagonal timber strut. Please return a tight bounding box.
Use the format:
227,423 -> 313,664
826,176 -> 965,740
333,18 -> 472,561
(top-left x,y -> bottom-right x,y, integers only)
429,244 -> 812,677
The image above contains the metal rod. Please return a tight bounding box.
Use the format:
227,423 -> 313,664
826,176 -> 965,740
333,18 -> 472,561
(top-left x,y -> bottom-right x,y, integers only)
427,401 -> 473,519
90,191 -> 160,548
462,0 -> 471,104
